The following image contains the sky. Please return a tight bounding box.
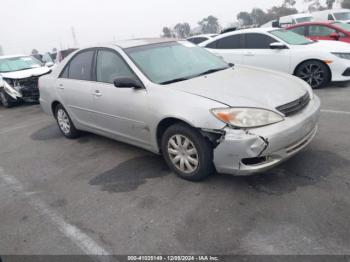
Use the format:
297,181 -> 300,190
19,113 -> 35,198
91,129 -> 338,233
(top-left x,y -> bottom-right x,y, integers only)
0,0 -> 309,55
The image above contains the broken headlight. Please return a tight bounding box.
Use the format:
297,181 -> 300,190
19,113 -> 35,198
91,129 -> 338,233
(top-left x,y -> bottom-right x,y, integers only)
211,108 -> 284,128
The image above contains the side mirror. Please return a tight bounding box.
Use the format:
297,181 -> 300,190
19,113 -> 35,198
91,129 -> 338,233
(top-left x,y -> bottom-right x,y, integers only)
330,32 -> 340,40
45,62 -> 54,67
113,77 -> 144,89
270,42 -> 288,49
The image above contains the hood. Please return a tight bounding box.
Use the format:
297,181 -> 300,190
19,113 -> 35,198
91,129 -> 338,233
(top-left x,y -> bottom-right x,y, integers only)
296,40 -> 350,52
169,65 -> 308,109
0,66 -> 51,79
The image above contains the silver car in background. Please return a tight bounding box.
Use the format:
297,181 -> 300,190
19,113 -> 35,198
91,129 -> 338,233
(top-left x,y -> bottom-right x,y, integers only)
39,39 -> 320,181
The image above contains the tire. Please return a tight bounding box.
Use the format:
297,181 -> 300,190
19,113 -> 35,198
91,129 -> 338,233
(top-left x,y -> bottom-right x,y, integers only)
54,103 -> 80,139
0,90 -> 13,108
161,123 -> 214,181
295,60 -> 330,89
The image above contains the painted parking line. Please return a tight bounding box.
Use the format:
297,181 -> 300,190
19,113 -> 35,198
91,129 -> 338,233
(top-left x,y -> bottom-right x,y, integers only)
0,167 -> 113,261
321,109 -> 350,116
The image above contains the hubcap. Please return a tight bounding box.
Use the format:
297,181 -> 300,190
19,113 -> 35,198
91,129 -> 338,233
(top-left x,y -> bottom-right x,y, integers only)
298,63 -> 324,88
57,109 -> 71,134
167,135 -> 199,174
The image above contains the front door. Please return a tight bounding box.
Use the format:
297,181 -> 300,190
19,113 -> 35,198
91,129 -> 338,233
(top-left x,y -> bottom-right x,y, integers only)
91,49 -> 151,146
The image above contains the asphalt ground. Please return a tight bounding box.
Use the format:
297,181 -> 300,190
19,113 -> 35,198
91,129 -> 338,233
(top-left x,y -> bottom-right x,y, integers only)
0,85 -> 350,258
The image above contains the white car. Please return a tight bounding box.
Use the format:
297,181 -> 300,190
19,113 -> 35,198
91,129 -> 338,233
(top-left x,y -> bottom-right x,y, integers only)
187,34 -> 218,45
0,55 -> 51,107
200,27 -> 350,88
261,14 -> 313,28
312,8 -> 350,24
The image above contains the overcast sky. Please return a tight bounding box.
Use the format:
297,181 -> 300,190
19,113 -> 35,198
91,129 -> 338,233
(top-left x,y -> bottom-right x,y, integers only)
0,0 -> 308,55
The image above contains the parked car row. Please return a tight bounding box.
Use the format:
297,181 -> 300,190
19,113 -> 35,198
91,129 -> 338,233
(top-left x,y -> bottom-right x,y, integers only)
261,8 -> 350,28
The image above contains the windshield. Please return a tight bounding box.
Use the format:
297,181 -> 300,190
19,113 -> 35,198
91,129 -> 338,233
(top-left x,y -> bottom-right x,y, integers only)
333,22 -> 350,31
296,17 -> 313,23
125,41 -> 229,84
0,56 -> 42,73
270,29 -> 313,45
334,12 -> 350,20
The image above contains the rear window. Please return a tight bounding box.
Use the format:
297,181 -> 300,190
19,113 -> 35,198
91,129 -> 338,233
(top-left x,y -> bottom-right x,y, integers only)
334,22 -> 350,31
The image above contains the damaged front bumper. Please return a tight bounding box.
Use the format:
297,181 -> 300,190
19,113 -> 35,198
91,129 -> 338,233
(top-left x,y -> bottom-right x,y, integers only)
2,77 -> 40,102
213,95 -> 321,176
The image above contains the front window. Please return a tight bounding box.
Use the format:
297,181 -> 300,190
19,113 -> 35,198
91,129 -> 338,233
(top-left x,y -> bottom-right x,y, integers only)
334,12 -> 350,20
125,41 -> 229,84
270,29 -> 313,45
0,56 -> 42,73
295,17 -> 313,23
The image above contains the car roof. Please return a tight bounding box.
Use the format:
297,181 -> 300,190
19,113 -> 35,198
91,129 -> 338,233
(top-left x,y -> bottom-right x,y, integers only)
112,38 -> 180,49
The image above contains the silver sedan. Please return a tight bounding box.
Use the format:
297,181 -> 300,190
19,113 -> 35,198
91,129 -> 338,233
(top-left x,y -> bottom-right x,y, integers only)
39,39 -> 320,181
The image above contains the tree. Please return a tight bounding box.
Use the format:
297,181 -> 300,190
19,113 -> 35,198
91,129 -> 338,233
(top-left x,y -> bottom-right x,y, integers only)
326,0 -> 335,8
174,23 -> 191,38
283,0 -> 296,7
250,8 -> 269,25
342,0 -> 350,8
267,5 -> 298,20
237,11 -> 253,26
162,27 -> 174,38
198,16 -> 220,34
304,0 -> 326,12
0,45 -> 4,56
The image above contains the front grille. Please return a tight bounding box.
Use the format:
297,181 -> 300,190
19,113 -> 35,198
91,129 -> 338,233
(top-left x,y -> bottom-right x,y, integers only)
276,92 -> 310,117
16,77 -> 39,100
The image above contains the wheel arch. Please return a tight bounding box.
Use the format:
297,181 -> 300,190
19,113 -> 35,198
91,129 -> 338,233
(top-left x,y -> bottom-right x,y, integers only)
51,100 -> 62,116
156,117 -> 195,152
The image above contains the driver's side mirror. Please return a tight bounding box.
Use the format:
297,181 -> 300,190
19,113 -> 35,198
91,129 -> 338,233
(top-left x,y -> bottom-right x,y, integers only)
270,42 -> 288,49
113,77 -> 144,89
330,32 -> 340,40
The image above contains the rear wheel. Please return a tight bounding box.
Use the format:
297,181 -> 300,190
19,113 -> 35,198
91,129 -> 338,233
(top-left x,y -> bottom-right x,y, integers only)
54,104 -> 80,139
161,123 -> 214,181
0,91 -> 13,108
295,60 -> 330,89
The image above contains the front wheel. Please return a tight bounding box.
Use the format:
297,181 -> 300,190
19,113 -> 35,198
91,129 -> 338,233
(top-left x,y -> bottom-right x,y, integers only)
0,91 -> 13,108
295,60 -> 330,89
55,104 -> 80,139
161,124 -> 214,181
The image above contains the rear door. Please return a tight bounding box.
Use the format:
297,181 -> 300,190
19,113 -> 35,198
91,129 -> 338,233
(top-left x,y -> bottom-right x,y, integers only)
205,34 -> 244,64
55,49 -> 97,127
242,33 -> 291,73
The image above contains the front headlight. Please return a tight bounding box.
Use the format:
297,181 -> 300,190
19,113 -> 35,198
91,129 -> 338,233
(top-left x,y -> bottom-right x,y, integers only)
211,108 -> 284,128
332,52 -> 350,60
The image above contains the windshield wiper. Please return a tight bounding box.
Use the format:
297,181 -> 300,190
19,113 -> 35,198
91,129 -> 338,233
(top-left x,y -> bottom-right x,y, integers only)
160,77 -> 191,85
159,66 -> 231,85
194,66 -> 230,78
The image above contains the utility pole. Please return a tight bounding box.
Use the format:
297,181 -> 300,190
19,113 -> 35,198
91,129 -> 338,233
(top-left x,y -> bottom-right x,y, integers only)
71,27 -> 79,47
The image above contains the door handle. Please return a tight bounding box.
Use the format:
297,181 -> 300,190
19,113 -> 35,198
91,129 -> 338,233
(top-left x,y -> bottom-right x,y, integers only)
92,90 -> 102,97
58,84 -> 64,90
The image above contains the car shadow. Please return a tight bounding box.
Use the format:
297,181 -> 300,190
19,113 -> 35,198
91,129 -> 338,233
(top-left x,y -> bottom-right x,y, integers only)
89,155 -> 170,193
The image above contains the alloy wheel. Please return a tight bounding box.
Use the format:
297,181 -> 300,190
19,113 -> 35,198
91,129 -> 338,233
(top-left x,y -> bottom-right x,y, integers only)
167,134 -> 199,174
57,109 -> 71,134
297,63 -> 325,88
